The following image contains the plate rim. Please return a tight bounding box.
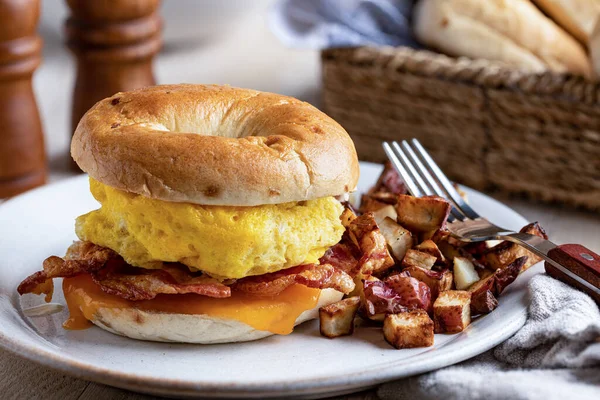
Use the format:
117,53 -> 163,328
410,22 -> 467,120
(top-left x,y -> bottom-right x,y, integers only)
0,165 -> 534,398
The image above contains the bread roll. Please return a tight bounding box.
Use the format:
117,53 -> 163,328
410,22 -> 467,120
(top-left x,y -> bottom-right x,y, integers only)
413,0 -> 593,78
532,0 -> 600,46
589,18 -> 600,78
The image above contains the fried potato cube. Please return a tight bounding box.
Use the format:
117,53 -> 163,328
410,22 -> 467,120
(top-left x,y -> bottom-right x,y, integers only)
433,290 -> 471,333
372,205 -> 398,226
484,222 -> 547,271
470,290 -> 498,315
453,257 -> 480,290
379,217 -> 413,261
403,265 -> 453,301
395,194 -> 451,233
340,207 -> 357,228
402,249 -> 437,270
414,239 -> 446,264
347,213 -> 395,276
319,296 -> 361,338
359,194 -> 390,213
383,310 -> 434,349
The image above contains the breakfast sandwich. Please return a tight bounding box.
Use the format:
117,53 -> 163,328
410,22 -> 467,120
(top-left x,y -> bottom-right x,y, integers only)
17,84 -> 394,343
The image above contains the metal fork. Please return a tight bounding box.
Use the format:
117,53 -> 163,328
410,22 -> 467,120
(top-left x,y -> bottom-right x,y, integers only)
383,139 -> 600,300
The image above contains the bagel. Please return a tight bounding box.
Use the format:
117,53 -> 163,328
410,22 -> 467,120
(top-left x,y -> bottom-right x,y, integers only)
89,289 -> 343,344
71,84 -> 359,206
20,84 -> 361,344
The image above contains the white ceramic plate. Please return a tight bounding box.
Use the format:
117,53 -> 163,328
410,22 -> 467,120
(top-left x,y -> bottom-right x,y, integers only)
0,162 -> 539,399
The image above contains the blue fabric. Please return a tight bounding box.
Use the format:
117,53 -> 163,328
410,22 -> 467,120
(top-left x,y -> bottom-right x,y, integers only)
269,0 -> 419,49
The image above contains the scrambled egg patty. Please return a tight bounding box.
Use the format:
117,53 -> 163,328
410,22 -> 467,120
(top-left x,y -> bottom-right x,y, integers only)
75,179 -> 344,279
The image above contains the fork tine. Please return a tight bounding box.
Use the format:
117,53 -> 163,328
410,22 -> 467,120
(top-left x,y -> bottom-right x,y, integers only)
382,142 -> 424,197
399,140 -> 465,222
391,142 -> 432,196
410,139 -> 480,220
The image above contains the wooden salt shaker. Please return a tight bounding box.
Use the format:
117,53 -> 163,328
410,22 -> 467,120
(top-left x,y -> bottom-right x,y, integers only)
0,0 -> 46,198
65,0 -> 162,168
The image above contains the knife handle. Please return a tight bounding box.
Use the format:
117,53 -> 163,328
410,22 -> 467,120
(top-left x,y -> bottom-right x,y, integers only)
545,244 -> 600,304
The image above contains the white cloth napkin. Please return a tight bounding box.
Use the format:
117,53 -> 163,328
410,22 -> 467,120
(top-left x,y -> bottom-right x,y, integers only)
269,0 -> 418,49
378,274 -> 600,400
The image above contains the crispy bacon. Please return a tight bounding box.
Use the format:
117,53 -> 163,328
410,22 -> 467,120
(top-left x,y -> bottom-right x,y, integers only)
91,263 -> 230,301
295,264 -> 355,294
17,242 -> 117,301
18,241 -> 230,301
235,263 -> 355,297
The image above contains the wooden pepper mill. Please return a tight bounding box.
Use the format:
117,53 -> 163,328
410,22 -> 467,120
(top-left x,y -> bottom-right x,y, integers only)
65,0 -> 162,169
0,0 -> 46,198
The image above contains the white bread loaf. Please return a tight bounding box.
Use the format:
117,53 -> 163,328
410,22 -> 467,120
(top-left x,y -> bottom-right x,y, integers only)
532,0 -> 600,46
413,0 -> 593,78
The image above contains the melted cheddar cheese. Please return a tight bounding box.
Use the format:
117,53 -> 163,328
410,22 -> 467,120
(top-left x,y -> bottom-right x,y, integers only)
62,275 -> 321,335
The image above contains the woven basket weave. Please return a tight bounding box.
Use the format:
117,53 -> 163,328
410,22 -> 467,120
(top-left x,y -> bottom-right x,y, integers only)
322,46 -> 600,212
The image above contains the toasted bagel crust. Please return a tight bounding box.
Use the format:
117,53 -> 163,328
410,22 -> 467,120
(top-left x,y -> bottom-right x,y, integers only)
90,288 -> 344,343
71,84 -> 359,206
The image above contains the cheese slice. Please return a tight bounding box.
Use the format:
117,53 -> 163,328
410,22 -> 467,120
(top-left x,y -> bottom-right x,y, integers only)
62,274 -> 321,335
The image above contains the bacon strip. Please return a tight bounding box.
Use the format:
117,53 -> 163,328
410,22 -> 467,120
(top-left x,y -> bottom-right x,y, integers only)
91,263 -> 230,301
18,241 -> 230,301
17,242 -> 117,301
235,263 -> 355,297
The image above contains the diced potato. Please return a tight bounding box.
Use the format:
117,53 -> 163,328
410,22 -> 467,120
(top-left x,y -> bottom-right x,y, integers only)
378,217 -> 413,261
348,213 -> 395,275
470,290 -> 498,315
340,207 -> 357,228
433,290 -> 471,333
453,257 -> 480,290
414,239 -> 446,264
495,256 -> 527,295
403,266 -> 453,301
467,274 -> 495,296
484,222 -> 547,271
383,310 -> 434,349
372,205 -> 398,226
353,274 -> 380,301
319,297 -> 361,338
396,194 -> 451,233
402,249 -> 437,270
359,195 -> 390,213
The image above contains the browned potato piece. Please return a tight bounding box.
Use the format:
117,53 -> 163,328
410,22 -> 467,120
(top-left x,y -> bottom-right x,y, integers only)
319,297 -> 361,338
433,291 -> 471,333
379,217 -> 413,261
402,249 -> 437,270
415,239 -> 446,264
372,205 -> 398,226
383,310 -> 434,349
340,207 -> 357,228
348,213 -> 395,275
403,266 -> 453,301
360,195 -> 391,213
396,195 -> 451,233
484,223 -> 547,271
470,290 -> 498,315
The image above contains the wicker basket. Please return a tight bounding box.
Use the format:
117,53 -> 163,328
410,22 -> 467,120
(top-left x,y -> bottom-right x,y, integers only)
322,46 -> 600,212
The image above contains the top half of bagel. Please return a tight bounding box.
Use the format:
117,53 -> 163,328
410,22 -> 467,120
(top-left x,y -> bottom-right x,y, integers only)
71,84 -> 359,206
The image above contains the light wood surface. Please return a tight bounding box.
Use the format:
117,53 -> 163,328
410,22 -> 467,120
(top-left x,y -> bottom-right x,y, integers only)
2,1 -> 600,399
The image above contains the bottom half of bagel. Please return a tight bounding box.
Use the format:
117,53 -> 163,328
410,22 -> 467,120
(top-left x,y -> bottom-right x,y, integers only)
61,274 -> 343,344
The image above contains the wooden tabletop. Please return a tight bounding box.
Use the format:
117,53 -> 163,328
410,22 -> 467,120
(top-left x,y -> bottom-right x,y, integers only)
2,1 -> 600,398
